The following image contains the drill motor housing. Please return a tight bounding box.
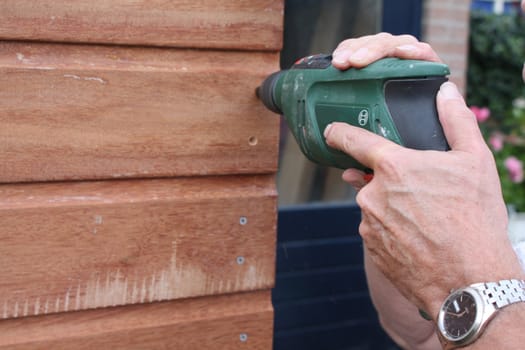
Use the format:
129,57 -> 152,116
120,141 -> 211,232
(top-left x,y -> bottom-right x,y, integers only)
256,55 -> 450,169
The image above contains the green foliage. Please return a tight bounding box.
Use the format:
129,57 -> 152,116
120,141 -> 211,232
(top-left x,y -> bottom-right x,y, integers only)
468,10 -> 525,117
467,10 -> 525,211
495,102 -> 525,211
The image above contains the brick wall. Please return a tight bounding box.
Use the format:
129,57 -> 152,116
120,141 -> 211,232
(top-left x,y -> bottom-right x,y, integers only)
422,0 -> 472,95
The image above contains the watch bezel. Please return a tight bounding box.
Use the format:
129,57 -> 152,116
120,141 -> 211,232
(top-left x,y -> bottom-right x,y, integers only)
437,287 -> 485,346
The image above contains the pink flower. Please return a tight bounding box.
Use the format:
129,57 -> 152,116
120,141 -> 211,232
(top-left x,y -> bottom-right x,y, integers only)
489,133 -> 504,151
470,106 -> 491,123
504,156 -> 524,183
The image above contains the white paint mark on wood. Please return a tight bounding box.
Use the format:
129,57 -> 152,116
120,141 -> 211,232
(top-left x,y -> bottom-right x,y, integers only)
122,278 -> 128,305
63,74 -> 106,84
14,53 -> 55,69
149,274 -> 156,303
0,239 -> 268,319
16,53 -> 30,63
104,272 -> 111,307
140,278 -> 147,304
64,289 -> 70,312
45,196 -> 104,204
33,66 -> 56,70
54,298 -> 60,313
34,298 -> 40,316
23,300 -> 29,317
159,270 -> 168,300
131,280 -> 138,304
75,284 -> 81,310
111,172 -> 136,178
84,239 -> 259,305
245,263 -> 260,289
93,215 -> 103,234
94,275 -> 100,308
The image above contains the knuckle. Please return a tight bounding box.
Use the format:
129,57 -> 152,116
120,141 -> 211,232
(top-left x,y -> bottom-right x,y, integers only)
335,38 -> 352,49
355,191 -> 366,211
372,143 -> 398,166
465,108 -> 477,121
375,154 -> 398,174
375,32 -> 393,41
479,142 -> 496,164
358,220 -> 373,242
355,186 -> 373,214
399,34 -> 418,43
327,122 -> 352,150
335,38 -> 359,51
341,133 -> 355,154
418,42 -> 433,52
374,150 -> 406,181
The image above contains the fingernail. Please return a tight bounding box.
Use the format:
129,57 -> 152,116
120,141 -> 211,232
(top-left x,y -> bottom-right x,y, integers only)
332,50 -> 349,65
332,51 -> 345,64
439,82 -> 462,100
396,44 -> 417,52
350,47 -> 368,62
324,123 -> 333,138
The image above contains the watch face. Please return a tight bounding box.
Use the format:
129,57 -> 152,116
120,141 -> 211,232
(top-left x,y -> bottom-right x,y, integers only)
441,290 -> 478,341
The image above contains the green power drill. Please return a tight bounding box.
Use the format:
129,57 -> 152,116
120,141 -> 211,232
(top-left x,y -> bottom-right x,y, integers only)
256,54 -> 450,169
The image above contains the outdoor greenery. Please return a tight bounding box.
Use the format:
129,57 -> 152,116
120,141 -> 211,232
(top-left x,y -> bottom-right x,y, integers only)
467,9 -> 525,211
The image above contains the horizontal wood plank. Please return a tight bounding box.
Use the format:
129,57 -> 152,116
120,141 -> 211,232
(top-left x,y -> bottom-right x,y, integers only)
0,42 -> 280,183
0,175 -> 276,319
0,0 -> 283,50
0,290 -> 273,349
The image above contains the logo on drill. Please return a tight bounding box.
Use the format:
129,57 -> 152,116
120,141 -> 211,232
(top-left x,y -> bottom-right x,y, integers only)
358,110 -> 369,126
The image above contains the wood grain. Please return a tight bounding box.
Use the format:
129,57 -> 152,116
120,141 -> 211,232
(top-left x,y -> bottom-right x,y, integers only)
0,42 -> 280,182
0,175 -> 276,319
0,0 -> 283,50
0,290 -> 273,349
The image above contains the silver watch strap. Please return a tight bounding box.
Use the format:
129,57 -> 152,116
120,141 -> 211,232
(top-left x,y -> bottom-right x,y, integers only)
475,279 -> 525,309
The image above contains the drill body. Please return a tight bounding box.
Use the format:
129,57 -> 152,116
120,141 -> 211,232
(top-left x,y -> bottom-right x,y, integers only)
257,55 -> 450,169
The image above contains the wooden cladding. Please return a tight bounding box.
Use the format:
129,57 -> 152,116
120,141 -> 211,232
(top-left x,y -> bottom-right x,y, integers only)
0,175 -> 276,318
0,0 -> 284,50
0,42 -> 280,183
0,1 -> 282,348
0,291 -> 273,349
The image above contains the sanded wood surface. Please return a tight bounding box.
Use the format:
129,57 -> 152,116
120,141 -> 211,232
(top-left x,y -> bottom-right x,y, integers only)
0,0 -> 283,50
0,175 -> 276,319
0,42 -> 280,183
0,290 -> 273,349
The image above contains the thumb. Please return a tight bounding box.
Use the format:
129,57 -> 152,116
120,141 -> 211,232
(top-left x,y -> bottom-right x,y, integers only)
436,82 -> 485,152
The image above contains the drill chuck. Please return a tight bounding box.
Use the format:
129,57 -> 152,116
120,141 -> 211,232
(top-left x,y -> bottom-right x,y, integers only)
255,71 -> 283,114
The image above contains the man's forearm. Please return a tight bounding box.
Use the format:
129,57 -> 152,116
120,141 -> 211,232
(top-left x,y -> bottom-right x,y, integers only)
364,249 -> 440,349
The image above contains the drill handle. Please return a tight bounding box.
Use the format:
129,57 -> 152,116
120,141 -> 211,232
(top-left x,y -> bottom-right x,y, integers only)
385,76 -> 449,152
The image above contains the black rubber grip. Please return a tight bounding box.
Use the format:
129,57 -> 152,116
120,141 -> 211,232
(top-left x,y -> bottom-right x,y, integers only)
255,71 -> 284,114
384,77 -> 449,151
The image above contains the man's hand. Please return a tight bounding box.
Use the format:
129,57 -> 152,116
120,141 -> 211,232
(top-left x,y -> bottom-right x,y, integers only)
332,32 -> 441,69
324,81 -> 523,317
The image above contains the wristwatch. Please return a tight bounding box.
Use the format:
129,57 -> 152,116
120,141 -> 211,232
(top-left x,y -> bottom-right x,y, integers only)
436,279 -> 525,349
